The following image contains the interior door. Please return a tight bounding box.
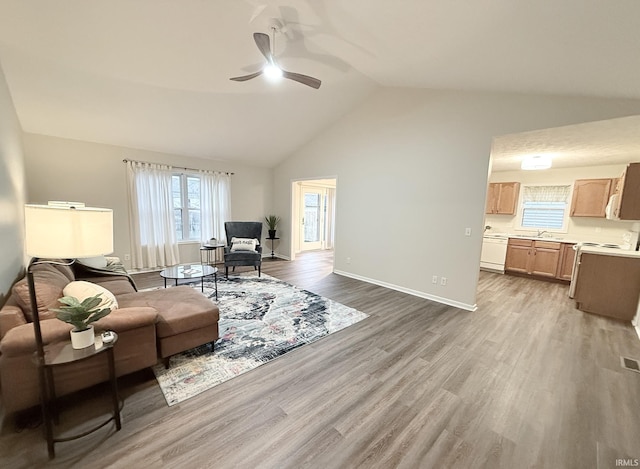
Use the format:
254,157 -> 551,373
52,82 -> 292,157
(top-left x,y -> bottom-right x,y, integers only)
300,187 -> 325,251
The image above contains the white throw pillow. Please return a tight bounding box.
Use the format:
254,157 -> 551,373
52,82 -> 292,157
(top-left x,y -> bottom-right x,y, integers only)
77,256 -> 108,269
230,237 -> 258,252
63,281 -> 118,311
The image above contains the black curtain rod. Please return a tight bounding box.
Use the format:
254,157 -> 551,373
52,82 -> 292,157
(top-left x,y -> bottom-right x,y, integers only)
122,158 -> 234,176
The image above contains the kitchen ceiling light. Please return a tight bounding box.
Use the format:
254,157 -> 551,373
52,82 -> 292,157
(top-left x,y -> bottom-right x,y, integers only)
521,155 -> 552,170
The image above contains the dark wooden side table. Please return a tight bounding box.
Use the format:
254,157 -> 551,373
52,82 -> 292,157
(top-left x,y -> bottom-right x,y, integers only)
39,332 -> 121,458
266,237 -> 279,259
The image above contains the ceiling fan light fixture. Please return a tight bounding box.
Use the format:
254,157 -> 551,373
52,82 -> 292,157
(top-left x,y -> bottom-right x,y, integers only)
521,154 -> 552,170
263,63 -> 282,81
230,30 -> 321,89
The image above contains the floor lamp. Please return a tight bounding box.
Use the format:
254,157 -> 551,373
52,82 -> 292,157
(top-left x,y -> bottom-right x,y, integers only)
24,203 -> 113,457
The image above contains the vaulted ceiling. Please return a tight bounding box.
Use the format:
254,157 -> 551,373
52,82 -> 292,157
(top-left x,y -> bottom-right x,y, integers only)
1,0 -> 640,168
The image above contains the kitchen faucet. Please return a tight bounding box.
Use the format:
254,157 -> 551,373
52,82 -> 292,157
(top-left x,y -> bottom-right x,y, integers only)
537,230 -> 548,237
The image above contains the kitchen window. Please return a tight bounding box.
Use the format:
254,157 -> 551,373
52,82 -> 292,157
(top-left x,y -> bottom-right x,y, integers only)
172,174 -> 201,241
519,185 -> 571,231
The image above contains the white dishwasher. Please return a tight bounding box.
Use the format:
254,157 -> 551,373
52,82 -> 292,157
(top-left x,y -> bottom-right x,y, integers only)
480,235 -> 508,273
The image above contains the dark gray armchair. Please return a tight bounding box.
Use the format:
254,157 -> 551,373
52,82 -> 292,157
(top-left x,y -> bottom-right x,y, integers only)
223,221 -> 263,278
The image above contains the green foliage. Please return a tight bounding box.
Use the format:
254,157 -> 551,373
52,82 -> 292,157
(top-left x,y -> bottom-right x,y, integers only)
264,215 -> 281,230
50,294 -> 112,331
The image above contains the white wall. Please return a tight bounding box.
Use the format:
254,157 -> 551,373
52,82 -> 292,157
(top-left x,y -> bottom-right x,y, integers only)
273,88 -> 640,310
23,133 -> 273,270
487,164 -> 638,244
0,61 -> 26,305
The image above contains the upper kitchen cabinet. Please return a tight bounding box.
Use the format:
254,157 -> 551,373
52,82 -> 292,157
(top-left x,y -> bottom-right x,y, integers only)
611,162 -> 640,220
486,182 -> 520,215
569,178 -> 615,217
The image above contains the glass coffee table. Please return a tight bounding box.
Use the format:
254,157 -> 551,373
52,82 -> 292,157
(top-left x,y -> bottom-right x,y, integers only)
160,264 -> 218,299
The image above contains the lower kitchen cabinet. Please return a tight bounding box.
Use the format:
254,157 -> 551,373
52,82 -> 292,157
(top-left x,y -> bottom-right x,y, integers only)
504,240 -> 531,274
505,238 -> 564,278
574,253 -> 640,321
557,243 -> 577,280
530,242 -> 561,277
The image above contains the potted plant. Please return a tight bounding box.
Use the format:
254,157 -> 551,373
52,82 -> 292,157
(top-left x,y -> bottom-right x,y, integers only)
51,294 -> 112,349
264,215 -> 281,239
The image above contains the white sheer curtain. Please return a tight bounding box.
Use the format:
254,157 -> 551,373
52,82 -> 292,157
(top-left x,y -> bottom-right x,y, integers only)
199,170 -> 232,244
126,161 -> 180,270
523,185 -> 571,202
325,187 -> 336,250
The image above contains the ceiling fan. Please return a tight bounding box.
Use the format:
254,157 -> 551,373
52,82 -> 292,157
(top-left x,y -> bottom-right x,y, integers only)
230,24 -> 322,89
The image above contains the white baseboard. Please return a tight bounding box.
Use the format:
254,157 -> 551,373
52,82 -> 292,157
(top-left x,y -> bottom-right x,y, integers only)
333,270 -> 477,312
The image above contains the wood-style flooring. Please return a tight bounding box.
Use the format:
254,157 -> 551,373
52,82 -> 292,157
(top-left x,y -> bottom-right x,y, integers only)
1,251 -> 639,468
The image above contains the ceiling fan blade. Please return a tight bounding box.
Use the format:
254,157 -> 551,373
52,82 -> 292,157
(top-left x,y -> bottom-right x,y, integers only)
282,70 -> 322,89
253,32 -> 273,62
230,70 -> 263,82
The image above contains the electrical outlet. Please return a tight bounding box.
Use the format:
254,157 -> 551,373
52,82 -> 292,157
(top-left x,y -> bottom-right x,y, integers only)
346,257 -> 351,264
440,277 -> 447,286
465,228 -> 472,236
124,254 -> 131,261
432,275 -> 438,284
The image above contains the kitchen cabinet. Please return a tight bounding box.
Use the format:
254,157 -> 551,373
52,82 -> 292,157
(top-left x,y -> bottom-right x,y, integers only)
611,162 -> 640,220
574,252 -> 640,321
530,241 -> 561,277
504,239 -> 531,273
505,238 -> 561,278
486,182 -> 520,215
556,243 -> 576,280
569,178 -> 615,217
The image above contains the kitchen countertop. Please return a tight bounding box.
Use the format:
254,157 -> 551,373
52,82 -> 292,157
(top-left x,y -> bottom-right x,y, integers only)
484,233 -> 578,243
483,232 -> 640,251
578,245 -> 640,258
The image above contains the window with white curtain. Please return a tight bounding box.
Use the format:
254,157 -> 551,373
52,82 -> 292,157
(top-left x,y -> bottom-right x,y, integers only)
126,160 -> 231,270
519,185 -> 572,231
172,174 -> 202,241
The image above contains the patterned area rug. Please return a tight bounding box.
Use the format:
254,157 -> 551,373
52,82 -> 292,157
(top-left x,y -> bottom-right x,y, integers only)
152,274 -> 368,406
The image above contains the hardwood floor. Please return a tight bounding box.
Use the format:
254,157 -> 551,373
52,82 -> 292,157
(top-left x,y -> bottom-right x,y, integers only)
2,251 -> 639,468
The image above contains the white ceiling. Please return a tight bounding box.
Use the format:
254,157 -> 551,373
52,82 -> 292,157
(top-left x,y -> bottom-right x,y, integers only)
491,115 -> 640,172
1,0 -> 640,168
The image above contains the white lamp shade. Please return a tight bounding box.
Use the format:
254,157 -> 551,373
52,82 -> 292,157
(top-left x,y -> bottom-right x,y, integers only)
25,204 -> 113,258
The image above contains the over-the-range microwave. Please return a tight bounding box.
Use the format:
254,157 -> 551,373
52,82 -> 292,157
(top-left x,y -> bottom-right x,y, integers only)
605,194 -> 619,220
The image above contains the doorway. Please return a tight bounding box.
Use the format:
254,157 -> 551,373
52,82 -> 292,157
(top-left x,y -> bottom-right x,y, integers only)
291,178 -> 337,261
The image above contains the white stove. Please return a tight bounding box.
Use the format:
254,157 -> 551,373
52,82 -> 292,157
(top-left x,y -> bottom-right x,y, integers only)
576,241 -> 622,249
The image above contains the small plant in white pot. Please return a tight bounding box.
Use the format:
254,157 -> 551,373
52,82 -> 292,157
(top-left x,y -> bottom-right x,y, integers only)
51,294 -> 112,349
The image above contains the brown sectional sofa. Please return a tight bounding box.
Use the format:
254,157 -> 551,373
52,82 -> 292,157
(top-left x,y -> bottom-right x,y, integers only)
0,258 -> 219,414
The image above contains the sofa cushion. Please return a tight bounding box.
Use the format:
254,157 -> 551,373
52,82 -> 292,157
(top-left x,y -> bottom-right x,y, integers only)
0,319 -> 72,357
50,261 -> 75,282
87,277 -> 137,296
117,286 -> 219,338
12,264 -> 70,321
63,281 -> 119,311
225,250 -> 261,262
